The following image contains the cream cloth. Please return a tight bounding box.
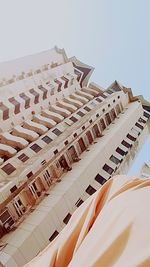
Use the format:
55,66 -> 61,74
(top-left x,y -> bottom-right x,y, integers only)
25,175 -> 150,267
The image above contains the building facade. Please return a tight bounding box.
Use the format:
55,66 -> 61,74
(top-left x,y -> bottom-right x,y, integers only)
0,47 -> 149,266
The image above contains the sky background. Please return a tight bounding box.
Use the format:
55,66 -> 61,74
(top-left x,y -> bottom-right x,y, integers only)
0,0 -> 149,174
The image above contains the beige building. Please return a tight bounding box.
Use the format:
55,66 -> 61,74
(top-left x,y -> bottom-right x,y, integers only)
0,47 -> 149,267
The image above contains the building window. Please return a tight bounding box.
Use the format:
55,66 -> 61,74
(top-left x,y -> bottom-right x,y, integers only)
29,89 -> 39,104
0,102 -> 9,120
41,160 -> 46,165
70,116 -> 78,123
77,111 -> 85,117
144,111 -> 150,119
18,153 -> 29,162
63,213 -> 72,224
106,89 -> 113,95
74,69 -> 82,82
54,149 -> 58,155
116,147 -> 125,156
30,143 -> 42,153
61,76 -> 69,88
110,109 -> 117,120
99,118 -> 106,131
86,185 -> 96,195
64,140 -> 68,145
110,155 -> 120,165
127,133 -> 136,142
38,85 -> 48,100
54,79 -> 62,92
95,174 -> 106,185
2,163 -> 16,175
75,198 -> 84,207
103,164 -> 114,175
9,97 -> 20,114
138,117 -> 146,124
95,98 -> 102,103
84,106 -> 91,112
105,113 -> 111,125
49,231 -> 59,242
10,185 -> 17,193
52,128 -> 62,136
135,122 -> 144,130
27,171 -> 33,178
121,140 -> 131,148
19,93 -> 30,109
42,135 -> 52,144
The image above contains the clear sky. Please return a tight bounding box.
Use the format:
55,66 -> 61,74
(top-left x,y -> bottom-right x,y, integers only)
0,0 -> 149,174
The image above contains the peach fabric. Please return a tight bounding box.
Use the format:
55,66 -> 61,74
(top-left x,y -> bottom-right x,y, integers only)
25,175 -> 150,267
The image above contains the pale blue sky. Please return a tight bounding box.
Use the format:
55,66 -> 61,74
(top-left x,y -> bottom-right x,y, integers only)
0,0 -> 149,174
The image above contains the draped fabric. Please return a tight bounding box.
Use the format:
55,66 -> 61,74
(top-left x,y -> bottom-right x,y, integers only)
25,175 -> 150,267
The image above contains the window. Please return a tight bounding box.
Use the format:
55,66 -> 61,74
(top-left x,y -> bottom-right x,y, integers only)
74,69 -> 82,82
49,231 -> 59,242
99,118 -> 106,131
64,140 -> 68,145
105,113 -> 111,125
61,76 -> 69,88
9,97 -> 20,114
18,153 -> 29,162
29,89 -> 39,104
19,93 -> 30,109
54,79 -> 62,92
30,143 -> 42,153
103,164 -> 114,174
75,198 -> 84,207
110,155 -> 120,165
95,98 -> 102,103
41,160 -> 46,165
38,85 -> 48,100
86,185 -> 96,195
63,213 -> 72,224
42,135 -> 52,144
106,89 -> 113,95
84,106 -> 91,112
2,163 -> 16,175
54,149 -> 58,155
127,133 -> 136,142
121,140 -> 131,149
135,122 -> 144,130
70,116 -> 78,123
10,185 -> 17,193
144,111 -> 150,119
116,147 -> 125,156
95,174 -> 106,185
0,102 -> 9,120
138,117 -> 146,124
52,128 -> 62,136
77,111 -> 85,117
27,171 -> 33,178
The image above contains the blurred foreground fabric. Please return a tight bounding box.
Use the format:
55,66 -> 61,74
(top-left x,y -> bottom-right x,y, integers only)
24,175 -> 150,267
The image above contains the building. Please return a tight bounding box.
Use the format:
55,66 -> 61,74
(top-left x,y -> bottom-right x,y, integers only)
0,47 -> 149,267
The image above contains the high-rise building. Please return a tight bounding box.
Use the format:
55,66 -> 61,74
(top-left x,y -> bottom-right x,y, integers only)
0,47 -> 149,267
